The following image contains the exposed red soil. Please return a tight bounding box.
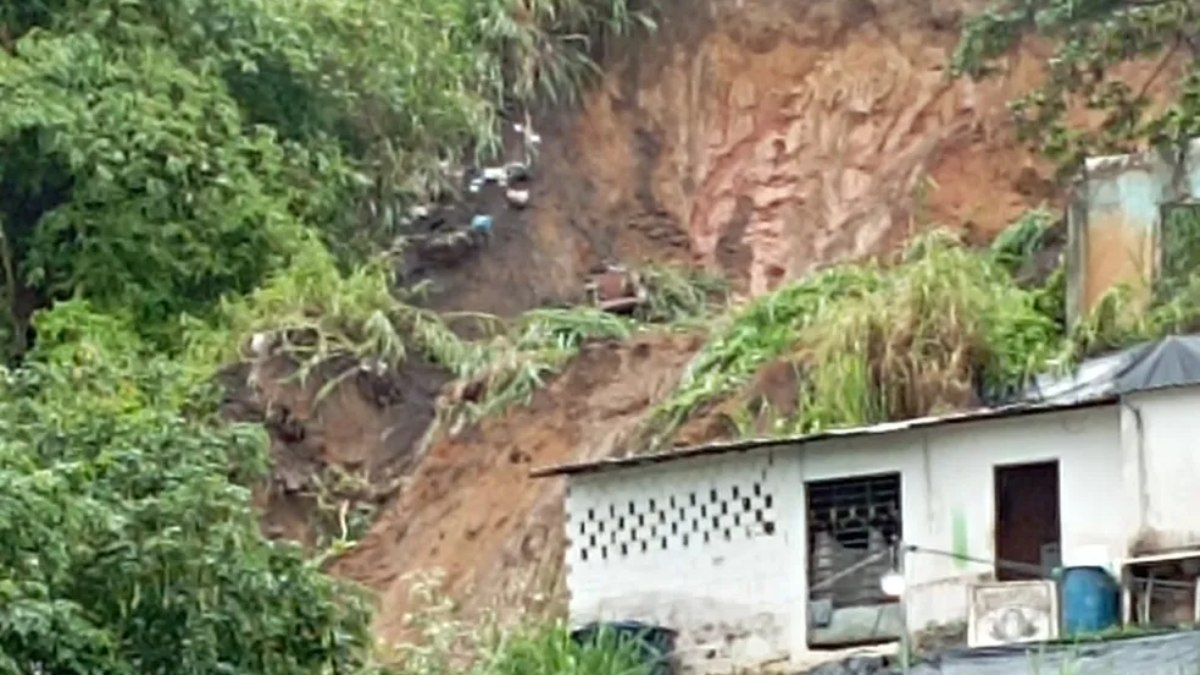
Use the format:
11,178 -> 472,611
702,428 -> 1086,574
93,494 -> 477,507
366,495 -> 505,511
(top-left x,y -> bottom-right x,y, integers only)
330,333 -> 702,641
244,0 -> 1194,644
408,0 -> 1075,315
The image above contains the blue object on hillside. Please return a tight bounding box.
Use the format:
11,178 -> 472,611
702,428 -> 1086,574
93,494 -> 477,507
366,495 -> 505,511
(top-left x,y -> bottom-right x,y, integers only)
1061,566 -> 1120,636
570,621 -> 677,674
470,214 -> 493,233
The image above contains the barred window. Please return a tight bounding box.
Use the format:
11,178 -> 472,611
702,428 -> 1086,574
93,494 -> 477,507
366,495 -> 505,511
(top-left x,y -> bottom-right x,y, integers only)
806,473 -> 901,608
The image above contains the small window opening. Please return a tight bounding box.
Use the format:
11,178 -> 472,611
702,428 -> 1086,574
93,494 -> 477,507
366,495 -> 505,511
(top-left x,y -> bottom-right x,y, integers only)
806,472 -> 902,609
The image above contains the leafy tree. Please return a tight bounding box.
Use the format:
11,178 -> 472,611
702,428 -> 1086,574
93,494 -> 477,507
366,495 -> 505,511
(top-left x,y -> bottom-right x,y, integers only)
0,32 -> 309,331
0,301 -> 382,674
953,0 -> 1200,169
0,0 -> 654,359
0,1 -> 658,668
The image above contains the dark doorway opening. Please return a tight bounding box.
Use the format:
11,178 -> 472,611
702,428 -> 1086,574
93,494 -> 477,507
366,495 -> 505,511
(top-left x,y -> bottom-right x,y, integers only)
994,461 -> 1061,581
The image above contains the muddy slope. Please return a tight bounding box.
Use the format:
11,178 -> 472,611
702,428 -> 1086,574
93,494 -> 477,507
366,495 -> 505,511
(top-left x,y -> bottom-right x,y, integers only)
224,356 -> 450,548
252,0 -> 1186,638
331,334 -> 701,642
411,0 -> 1065,315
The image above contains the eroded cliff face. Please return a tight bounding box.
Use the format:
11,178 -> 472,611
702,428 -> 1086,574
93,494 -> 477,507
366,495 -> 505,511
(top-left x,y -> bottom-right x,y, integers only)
421,0 -> 1059,314
271,0 -> 1183,643
283,0 -> 1065,637
579,0 -> 1061,293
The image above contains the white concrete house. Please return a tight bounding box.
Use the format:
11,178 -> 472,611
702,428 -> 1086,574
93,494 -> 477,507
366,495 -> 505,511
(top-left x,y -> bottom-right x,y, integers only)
533,336 -> 1200,673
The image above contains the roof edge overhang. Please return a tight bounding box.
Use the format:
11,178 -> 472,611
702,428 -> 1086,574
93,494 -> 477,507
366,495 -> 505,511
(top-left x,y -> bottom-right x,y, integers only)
529,395 -> 1121,480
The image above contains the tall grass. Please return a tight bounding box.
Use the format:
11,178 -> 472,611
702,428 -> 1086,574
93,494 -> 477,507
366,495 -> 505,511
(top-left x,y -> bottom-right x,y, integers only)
633,264 -> 729,326
181,240 -> 453,383
641,230 -> 1064,449
214,214 -> 1200,452
195,242 -> 642,431
640,264 -> 883,448
435,307 -> 635,433
788,231 -> 1061,433
389,572 -> 655,675
472,0 -> 657,107
380,261 -> 721,431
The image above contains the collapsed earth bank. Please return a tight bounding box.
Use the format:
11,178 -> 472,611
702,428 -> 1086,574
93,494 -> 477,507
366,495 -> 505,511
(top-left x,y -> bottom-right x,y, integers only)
248,0 -> 1175,644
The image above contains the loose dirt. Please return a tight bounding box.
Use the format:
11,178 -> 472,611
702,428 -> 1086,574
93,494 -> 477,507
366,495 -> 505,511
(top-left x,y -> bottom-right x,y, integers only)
245,0 -> 1191,644
225,355 -> 449,548
331,333 -> 702,642
406,0 -> 1085,316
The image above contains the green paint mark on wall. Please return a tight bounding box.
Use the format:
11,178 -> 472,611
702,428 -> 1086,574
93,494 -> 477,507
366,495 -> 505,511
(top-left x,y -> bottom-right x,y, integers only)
952,510 -> 968,571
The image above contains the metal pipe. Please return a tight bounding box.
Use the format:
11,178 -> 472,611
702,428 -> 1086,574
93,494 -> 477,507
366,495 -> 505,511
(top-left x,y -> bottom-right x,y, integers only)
808,548 -> 889,592
902,543 -> 1051,578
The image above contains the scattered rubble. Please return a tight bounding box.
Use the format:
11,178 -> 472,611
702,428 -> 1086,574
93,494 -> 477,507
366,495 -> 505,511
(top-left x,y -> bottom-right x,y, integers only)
586,264 -> 648,315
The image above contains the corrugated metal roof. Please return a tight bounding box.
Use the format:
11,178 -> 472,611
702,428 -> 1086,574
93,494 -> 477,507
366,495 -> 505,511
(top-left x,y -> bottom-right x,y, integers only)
529,397 -> 1117,479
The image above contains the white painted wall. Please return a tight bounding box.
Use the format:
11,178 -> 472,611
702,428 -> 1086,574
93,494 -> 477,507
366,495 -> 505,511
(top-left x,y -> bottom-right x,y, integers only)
565,448 -> 806,673
899,406 -> 1126,630
563,404 -> 1129,672
1123,387 -> 1200,551
789,405 -> 1125,635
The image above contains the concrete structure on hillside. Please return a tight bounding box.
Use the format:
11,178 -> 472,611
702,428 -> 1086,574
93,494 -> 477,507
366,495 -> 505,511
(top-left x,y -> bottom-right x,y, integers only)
1066,138 -> 1200,324
533,336 -> 1200,673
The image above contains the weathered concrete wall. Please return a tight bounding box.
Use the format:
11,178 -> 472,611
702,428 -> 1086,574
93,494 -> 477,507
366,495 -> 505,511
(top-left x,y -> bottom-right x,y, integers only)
564,405 -> 1131,671
799,406 -> 1126,634
1067,140 -> 1200,323
1121,387 -> 1200,553
565,448 -> 805,673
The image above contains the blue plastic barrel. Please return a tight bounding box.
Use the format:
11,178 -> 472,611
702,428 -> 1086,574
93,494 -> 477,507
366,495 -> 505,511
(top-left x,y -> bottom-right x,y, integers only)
1061,566 -> 1120,636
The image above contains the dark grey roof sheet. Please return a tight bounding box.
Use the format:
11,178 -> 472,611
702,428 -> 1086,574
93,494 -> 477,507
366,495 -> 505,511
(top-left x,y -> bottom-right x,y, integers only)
1025,334 -> 1200,405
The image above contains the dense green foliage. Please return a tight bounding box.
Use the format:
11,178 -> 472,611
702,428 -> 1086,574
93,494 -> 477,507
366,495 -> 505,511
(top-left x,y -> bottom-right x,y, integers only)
952,0 -> 1200,168
0,298 -> 659,673
0,302 -> 381,674
0,0 -> 658,669
0,0 -> 654,357
641,230 -> 1066,448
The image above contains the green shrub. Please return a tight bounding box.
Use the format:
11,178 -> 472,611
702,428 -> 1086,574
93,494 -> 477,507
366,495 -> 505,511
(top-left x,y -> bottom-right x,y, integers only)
0,301 -> 381,674
643,230 -> 1063,448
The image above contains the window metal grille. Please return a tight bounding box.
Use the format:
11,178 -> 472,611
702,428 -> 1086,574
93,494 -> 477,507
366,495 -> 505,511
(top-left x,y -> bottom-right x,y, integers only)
806,472 -> 901,608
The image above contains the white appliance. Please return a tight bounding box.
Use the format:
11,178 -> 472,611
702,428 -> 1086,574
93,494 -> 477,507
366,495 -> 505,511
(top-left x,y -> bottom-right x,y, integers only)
967,580 -> 1060,648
